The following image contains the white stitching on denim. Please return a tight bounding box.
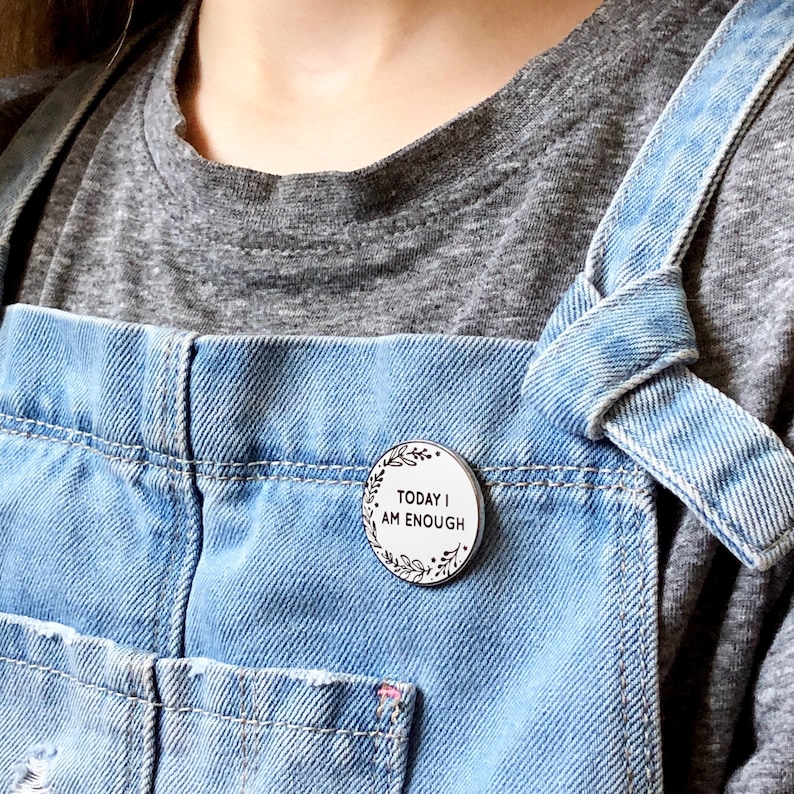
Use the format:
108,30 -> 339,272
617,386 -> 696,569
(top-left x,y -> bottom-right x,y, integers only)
200,472 -> 365,485
0,427 -> 148,460
477,464 -> 640,476
122,657 -> 134,794
618,493 -> 631,792
164,471 -> 190,657
606,423 -> 766,556
484,480 -> 651,494
166,335 -> 204,657
371,691 -> 382,794
206,460 -> 369,472
151,333 -> 174,654
251,671 -> 261,788
0,654 -> 409,741
631,465 -> 646,793
159,334 -> 172,459
175,335 -> 198,464
0,426 -> 648,492
637,484 -> 652,788
0,427 -> 157,465
138,664 -> 158,794
385,736 -> 393,794
0,428 -> 363,483
167,705 -> 407,739
634,532 -> 653,787
386,703 -> 399,794
0,412 -> 368,470
387,740 -> 396,793
0,411 -> 642,478
586,344 -> 699,440
240,670 -> 248,794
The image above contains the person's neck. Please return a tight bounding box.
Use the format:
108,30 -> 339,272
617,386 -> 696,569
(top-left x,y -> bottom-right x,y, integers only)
178,0 -> 604,174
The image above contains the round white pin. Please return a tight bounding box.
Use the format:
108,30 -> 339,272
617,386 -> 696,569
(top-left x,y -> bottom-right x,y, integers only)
362,441 -> 484,586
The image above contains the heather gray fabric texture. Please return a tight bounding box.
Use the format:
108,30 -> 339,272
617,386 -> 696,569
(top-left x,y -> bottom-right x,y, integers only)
2,0 -> 794,790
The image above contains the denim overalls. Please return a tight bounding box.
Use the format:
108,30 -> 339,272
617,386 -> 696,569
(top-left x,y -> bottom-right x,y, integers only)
0,0 -> 792,791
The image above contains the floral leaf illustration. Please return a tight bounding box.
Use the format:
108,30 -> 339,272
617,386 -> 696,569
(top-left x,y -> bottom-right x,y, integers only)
384,444 -> 433,468
433,544 -> 462,580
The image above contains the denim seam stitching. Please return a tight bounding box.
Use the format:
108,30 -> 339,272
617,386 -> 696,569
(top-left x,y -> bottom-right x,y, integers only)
167,335 -> 202,657
0,411 -> 365,469
386,732 -> 394,794
618,488 -> 631,792
0,427 -> 354,481
152,332 -> 175,654
0,426 -> 651,491
139,664 -> 158,794
203,460 -> 369,471
166,334 -> 187,657
485,480 -> 650,493
606,423 -> 770,557
635,465 -> 652,789
240,670 -> 248,794
0,653 -> 409,740
371,692 -> 381,794
478,464 -> 639,475
161,472 -> 183,655
386,705 -> 400,794
123,657 -> 135,794
175,335 -> 197,464
0,413 -> 642,477
251,675 -> 261,788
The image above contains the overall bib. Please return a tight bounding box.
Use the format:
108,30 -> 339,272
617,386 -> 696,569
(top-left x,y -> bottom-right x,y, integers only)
0,0 -> 792,791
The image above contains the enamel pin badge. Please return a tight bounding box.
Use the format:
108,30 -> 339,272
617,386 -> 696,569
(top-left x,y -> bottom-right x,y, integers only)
362,441 -> 485,585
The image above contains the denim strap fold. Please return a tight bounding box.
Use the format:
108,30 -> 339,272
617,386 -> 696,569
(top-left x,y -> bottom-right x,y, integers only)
524,0 -> 794,569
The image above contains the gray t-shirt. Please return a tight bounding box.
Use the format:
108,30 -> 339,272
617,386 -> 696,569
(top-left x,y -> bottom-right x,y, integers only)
2,0 -> 793,789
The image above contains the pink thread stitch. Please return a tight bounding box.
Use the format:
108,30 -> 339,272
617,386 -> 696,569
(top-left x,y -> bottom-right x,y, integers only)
377,684 -> 401,701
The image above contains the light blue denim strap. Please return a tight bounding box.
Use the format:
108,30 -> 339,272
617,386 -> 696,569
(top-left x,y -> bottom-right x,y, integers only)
605,367 -> 794,569
587,0 -> 794,293
0,29 -> 159,283
524,0 -> 794,570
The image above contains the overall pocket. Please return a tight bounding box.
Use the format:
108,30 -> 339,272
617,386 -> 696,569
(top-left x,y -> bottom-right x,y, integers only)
0,612 -> 416,794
